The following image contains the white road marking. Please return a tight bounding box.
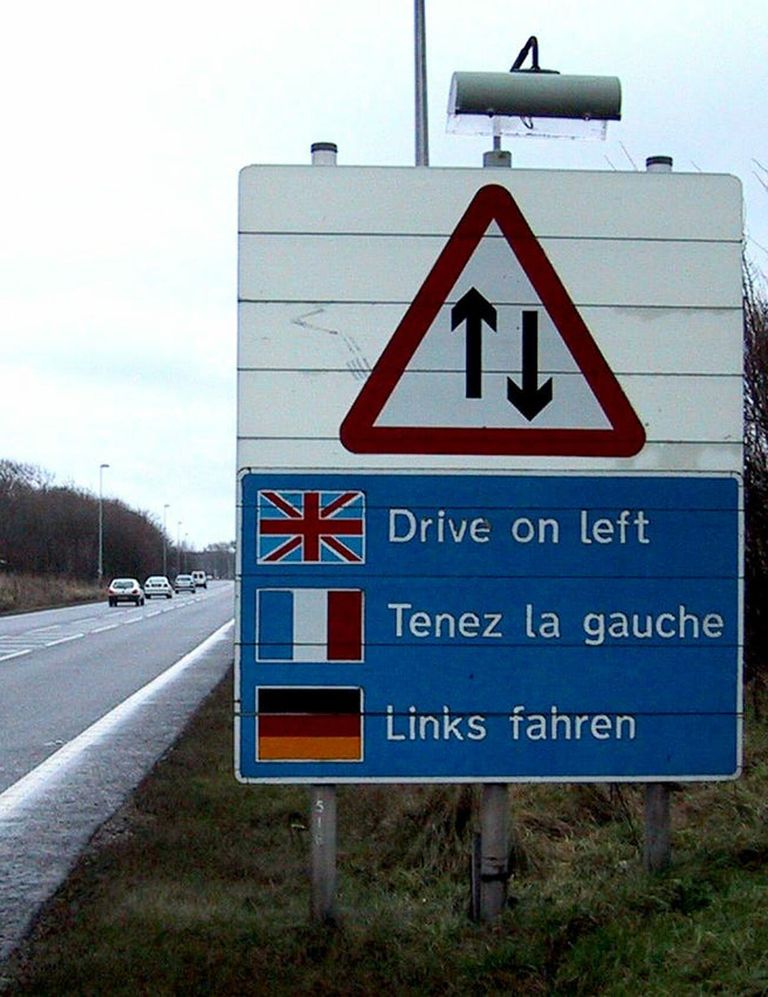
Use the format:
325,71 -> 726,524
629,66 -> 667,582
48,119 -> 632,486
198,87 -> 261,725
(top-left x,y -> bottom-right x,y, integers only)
0,589 -> 222,657
0,619 -> 234,819
45,633 -> 84,647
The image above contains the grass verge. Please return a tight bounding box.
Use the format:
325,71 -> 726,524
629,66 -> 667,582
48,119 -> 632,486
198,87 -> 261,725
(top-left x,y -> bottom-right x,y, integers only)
1,675 -> 767,995
0,574 -> 102,614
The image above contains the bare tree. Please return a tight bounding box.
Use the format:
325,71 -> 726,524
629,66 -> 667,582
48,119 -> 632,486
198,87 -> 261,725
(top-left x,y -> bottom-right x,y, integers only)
0,461 -> 167,582
743,264 -> 768,701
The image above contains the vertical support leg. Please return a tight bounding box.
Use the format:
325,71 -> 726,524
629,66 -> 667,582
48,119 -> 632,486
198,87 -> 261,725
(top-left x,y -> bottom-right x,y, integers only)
470,833 -> 481,921
479,783 -> 508,921
310,785 -> 337,923
643,783 -> 671,872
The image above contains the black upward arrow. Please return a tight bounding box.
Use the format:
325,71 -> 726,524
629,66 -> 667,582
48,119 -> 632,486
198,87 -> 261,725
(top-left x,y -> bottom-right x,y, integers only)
506,311 -> 553,420
451,288 -> 497,399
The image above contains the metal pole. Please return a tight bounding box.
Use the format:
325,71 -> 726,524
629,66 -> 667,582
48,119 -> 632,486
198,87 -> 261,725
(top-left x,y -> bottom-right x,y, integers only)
479,784 -> 508,919
474,150 -> 512,920
310,785 -> 338,923
304,141 -> 341,924
414,0 -> 429,166
311,142 -> 337,166
645,155 -> 673,173
643,782 -> 671,872
483,118 -> 511,168
97,463 -> 109,582
163,504 -> 170,576
177,521 -> 182,575
642,154 -> 674,873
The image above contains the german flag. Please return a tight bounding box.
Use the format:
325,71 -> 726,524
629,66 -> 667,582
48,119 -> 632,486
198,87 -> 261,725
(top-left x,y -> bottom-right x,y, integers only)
257,687 -> 363,762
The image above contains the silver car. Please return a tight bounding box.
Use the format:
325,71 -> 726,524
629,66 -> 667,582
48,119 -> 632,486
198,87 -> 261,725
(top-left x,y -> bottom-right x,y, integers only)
144,575 -> 174,599
107,578 -> 145,607
174,573 -> 196,593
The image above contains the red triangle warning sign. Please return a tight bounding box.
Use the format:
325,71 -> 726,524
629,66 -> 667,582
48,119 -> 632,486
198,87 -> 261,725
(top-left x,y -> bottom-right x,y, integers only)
340,183 -> 646,457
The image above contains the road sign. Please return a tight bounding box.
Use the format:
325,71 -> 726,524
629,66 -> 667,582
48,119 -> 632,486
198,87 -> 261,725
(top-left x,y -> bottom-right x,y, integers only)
237,471 -> 740,783
340,184 -> 646,457
236,166 -> 743,784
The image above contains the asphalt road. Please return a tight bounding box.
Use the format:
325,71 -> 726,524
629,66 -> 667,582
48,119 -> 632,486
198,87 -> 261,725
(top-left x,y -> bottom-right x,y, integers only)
0,581 -> 234,793
0,580 -> 235,959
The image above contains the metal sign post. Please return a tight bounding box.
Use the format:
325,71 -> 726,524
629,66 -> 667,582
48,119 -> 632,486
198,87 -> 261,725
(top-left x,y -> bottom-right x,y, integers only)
310,785 -> 338,922
641,152 -> 675,871
479,784 -> 509,919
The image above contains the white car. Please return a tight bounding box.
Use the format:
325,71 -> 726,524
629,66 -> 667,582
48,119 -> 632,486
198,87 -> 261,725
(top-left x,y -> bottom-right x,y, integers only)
174,573 -> 196,593
144,575 -> 174,599
191,570 -> 207,590
107,578 -> 145,607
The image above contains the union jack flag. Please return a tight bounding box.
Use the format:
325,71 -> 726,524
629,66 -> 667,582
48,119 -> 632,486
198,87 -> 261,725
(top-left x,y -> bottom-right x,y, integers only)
257,490 -> 365,564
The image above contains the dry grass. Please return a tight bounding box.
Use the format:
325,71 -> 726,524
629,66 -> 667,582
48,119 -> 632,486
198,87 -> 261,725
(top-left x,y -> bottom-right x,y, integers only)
0,573 -> 101,614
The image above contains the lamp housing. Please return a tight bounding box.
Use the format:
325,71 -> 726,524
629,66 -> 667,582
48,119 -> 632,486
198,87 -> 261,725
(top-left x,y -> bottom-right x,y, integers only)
447,70 -> 621,140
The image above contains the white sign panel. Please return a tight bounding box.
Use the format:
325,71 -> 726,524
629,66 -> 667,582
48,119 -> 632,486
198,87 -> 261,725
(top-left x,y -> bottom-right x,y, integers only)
237,166 -> 742,475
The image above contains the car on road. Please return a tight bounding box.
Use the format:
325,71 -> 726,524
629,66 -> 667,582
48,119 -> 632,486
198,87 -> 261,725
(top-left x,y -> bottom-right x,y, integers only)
174,573 -> 196,593
144,575 -> 174,599
107,578 -> 145,607
191,570 -> 207,590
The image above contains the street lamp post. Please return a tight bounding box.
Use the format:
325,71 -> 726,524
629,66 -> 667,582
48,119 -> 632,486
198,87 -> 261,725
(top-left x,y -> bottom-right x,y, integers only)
98,463 -> 110,583
177,521 -> 182,574
163,504 -> 170,576
414,0 -> 429,166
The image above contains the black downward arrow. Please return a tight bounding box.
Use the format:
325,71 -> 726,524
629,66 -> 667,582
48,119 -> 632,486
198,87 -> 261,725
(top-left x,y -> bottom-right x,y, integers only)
507,311 -> 553,420
451,288 -> 497,399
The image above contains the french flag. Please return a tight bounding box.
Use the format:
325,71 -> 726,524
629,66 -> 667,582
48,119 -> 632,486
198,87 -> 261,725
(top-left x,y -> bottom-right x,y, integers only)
256,589 -> 364,662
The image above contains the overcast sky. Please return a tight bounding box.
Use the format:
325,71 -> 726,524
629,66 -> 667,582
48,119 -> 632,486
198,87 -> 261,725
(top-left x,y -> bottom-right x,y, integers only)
1,0 -> 765,549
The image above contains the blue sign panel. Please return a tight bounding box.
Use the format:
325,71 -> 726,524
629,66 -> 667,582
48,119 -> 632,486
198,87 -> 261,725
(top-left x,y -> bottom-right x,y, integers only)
236,473 -> 740,783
